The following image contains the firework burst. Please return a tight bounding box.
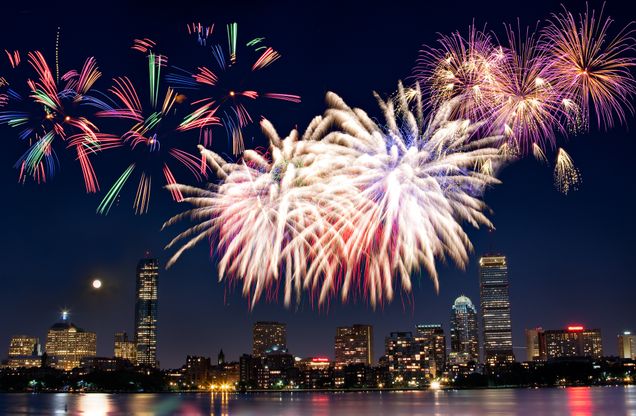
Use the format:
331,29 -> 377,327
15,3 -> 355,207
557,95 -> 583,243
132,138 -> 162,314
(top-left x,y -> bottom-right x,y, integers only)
0,51 -> 116,192
542,5 -> 636,130
164,119 -> 352,307
94,50 -> 208,214
165,82 -> 506,308
415,25 -> 503,121
167,22 -> 300,154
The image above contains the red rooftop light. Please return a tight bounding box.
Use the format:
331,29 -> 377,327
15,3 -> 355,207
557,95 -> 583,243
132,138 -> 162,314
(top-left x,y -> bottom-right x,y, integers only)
567,325 -> 584,331
312,357 -> 329,362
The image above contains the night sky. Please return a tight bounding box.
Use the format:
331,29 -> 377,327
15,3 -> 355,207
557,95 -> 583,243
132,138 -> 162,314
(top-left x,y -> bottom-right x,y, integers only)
1,0 -> 635,369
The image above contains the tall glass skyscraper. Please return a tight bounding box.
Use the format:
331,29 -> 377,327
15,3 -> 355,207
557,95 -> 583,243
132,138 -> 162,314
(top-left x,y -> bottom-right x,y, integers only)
450,295 -> 479,361
135,257 -> 159,368
479,254 -> 514,366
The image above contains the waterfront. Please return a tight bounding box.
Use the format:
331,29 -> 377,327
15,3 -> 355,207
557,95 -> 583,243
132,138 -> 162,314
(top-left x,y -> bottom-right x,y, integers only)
1,386 -> 635,415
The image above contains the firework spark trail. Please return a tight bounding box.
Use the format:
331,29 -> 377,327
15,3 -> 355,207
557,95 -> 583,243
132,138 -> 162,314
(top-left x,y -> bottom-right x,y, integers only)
554,147 -> 581,194
164,83 -> 506,308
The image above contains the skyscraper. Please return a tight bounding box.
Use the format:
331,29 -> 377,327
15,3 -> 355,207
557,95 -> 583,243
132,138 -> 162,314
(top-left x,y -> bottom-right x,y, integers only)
618,331 -> 636,360
114,331 -> 137,363
479,254 -> 514,365
450,295 -> 479,361
334,324 -> 373,366
544,325 -> 603,359
45,312 -> 97,371
525,327 -> 547,361
135,257 -> 159,368
415,324 -> 446,376
253,321 -> 286,357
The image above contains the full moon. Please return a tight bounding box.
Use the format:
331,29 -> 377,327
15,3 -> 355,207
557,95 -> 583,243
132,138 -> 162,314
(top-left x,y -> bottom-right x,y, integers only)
92,279 -> 102,289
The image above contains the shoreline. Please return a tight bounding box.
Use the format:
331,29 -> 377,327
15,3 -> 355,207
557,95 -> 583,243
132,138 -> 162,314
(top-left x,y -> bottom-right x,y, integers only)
1,384 -> 633,394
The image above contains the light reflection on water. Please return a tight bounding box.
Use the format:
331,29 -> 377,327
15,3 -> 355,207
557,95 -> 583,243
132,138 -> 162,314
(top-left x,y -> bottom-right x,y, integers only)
0,386 -> 635,415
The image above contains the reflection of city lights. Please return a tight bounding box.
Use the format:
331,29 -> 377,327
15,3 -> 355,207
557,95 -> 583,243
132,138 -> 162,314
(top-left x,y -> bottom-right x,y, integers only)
78,393 -> 111,416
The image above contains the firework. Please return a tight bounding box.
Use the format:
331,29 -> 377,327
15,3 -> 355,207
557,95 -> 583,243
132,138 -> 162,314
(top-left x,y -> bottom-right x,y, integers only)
0,51 -> 115,191
165,82 -> 505,307
0,50 -> 22,108
164,119 -> 353,307
415,25 -> 502,121
167,22 -> 300,154
554,147 -> 581,194
94,51 -> 207,214
542,5 -> 636,130
485,25 -> 571,154
303,83 -> 505,305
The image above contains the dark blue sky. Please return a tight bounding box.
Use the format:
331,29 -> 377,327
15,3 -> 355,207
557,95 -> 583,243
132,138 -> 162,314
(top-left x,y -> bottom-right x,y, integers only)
1,0 -> 635,368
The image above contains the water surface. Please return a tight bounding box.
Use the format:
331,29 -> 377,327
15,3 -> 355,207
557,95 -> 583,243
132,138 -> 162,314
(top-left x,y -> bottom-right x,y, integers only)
1,386 -> 635,415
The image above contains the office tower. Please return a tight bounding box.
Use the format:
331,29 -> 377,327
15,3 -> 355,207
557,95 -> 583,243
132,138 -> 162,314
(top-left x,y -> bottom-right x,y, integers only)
334,324 -> 373,366
252,321 -> 286,357
114,331 -> 137,363
525,327 -> 547,361
385,332 -> 421,386
415,324 -> 446,376
135,257 -> 159,368
450,295 -> 479,361
45,312 -> 96,371
218,349 -> 225,366
6,335 -> 42,369
544,325 -> 603,359
618,331 -> 636,359
479,254 -> 514,365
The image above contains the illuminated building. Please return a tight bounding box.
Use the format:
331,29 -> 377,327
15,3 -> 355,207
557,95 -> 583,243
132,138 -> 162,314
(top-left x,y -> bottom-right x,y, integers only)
334,324 -> 373,366
252,321 -> 286,357
217,349 -> 225,366
114,331 -> 136,364
262,349 -> 296,389
450,296 -> 479,362
385,332 -> 422,387
183,355 -> 211,387
79,356 -> 130,373
134,257 -> 159,368
239,354 -> 259,389
618,331 -> 636,360
544,326 -> 603,359
446,352 -> 478,378
415,324 -> 446,377
6,335 -> 42,369
479,254 -> 514,365
525,327 -> 547,361
297,357 -> 333,389
45,312 -> 97,371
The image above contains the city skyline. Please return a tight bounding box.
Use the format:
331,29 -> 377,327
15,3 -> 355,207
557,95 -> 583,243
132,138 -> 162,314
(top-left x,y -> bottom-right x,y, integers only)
1,0 -> 636,369
3,256 -> 633,370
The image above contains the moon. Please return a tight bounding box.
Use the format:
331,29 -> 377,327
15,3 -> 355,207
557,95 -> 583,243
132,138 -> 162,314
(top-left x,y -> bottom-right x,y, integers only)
92,279 -> 102,289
